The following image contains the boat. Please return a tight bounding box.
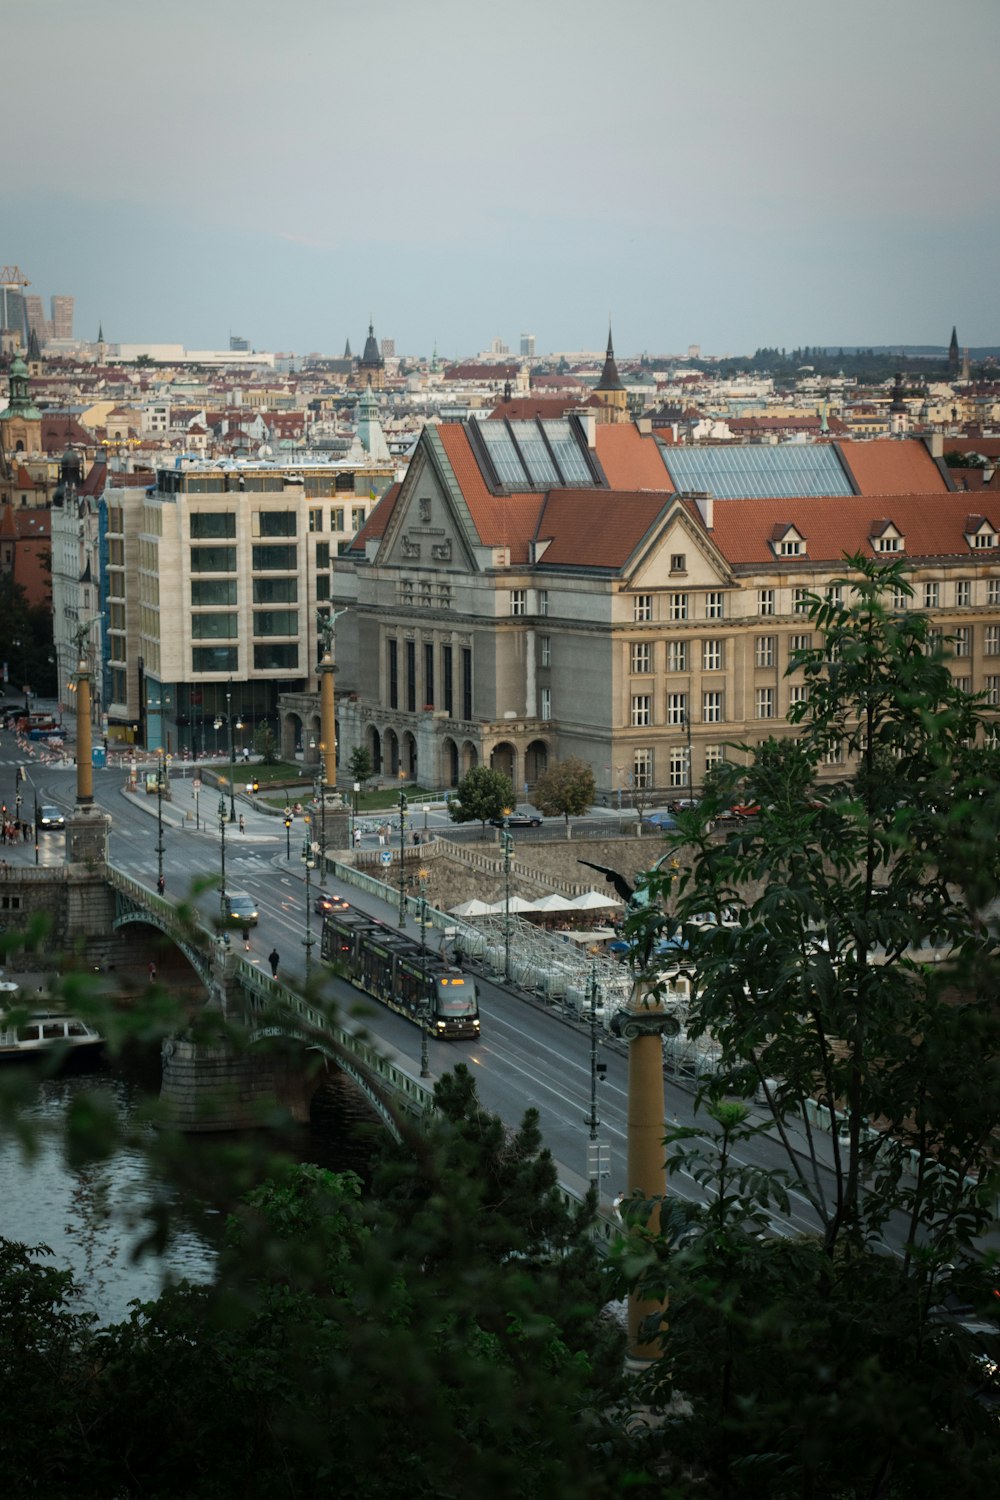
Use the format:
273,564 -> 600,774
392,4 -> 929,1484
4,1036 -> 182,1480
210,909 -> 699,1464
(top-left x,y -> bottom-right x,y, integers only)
0,1002 -> 105,1060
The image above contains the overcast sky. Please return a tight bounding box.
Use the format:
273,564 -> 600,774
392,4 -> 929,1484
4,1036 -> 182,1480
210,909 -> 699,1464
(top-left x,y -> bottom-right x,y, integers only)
8,0 -> 999,359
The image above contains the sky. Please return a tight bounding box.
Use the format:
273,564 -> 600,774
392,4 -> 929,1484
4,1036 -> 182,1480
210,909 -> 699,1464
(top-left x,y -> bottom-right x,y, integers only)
7,0 -> 1000,360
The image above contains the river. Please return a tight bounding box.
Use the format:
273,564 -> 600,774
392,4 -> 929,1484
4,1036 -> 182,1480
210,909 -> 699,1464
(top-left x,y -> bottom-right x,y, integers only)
1,1047 -> 376,1326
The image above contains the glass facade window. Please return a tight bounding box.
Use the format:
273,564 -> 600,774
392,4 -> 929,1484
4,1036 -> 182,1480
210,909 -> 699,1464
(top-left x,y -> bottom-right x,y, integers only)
252,545 -> 297,570
190,511 -> 236,539
316,575 -> 330,601
192,578 -> 237,606
316,542 -> 330,568
254,610 -> 298,636
191,613 -> 237,639
667,640 -> 687,672
190,546 -> 236,573
253,577 -> 297,603
192,645 -> 238,673
631,642 -> 650,673
252,511 -> 297,537
253,643 -> 298,670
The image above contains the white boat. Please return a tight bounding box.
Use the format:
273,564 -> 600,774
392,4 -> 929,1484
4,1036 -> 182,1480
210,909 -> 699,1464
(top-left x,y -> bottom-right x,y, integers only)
0,1004 -> 105,1059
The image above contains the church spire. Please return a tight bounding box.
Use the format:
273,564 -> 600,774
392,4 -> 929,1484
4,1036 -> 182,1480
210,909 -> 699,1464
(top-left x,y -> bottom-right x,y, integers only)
596,321 -> 624,392
948,325 -> 960,376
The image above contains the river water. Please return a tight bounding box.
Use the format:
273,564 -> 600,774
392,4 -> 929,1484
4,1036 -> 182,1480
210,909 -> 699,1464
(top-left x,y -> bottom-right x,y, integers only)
1,1048 -> 375,1326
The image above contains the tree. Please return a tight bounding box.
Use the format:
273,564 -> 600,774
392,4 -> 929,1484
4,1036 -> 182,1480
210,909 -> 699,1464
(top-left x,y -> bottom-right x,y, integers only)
347,744 -> 373,789
252,723 -> 279,764
615,554 -> 1000,1494
449,764 -> 513,831
532,756 -> 596,832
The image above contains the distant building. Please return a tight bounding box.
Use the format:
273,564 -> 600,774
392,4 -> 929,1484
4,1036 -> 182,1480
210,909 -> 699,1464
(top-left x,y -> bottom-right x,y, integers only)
25,296 -> 51,344
357,322 -> 385,391
380,338 -> 395,359
50,295 -> 74,341
520,333 -> 536,357
948,326 -> 960,377
0,284 -> 28,348
229,335 -> 250,352
592,326 -> 628,423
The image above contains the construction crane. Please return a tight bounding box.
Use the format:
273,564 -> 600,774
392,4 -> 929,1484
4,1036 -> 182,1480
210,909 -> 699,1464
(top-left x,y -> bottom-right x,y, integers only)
0,266 -> 30,288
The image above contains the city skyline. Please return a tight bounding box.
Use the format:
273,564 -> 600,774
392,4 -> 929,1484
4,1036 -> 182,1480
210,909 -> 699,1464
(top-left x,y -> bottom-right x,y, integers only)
7,0 -> 1000,357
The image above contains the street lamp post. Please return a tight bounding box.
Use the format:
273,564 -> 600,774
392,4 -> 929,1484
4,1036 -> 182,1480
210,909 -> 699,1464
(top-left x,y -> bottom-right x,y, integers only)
12,637 -> 29,713
352,780 -> 360,843
397,788 -> 408,926
155,749 -> 165,895
225,682 -> 236,822
500,809 -> 513,982
418,867 -> 430,1078
311,743 -> 328,889
284,813 -> 292,860
302,834 -> 316,977
584,962 -> 607,1191
218,793 -> 228,926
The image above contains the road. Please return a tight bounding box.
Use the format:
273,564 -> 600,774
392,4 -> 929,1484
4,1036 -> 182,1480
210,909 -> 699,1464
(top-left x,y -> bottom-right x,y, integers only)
0,733 -> 975,1257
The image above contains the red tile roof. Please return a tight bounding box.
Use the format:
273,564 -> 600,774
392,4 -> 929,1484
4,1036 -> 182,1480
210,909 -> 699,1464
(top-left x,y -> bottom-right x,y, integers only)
434,425 -> 542,563
352,484 -> 400,545
840,438 -> 948,495
534,490 -> 672,567
594,425 -> 673,491
704,493 -> 995,566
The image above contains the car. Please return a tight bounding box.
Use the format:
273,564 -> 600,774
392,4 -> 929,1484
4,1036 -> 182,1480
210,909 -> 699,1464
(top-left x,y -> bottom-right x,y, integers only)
38,805 -> 65,829
489,812 -> 542,829
222,891 -> 258,927
642,810 -> 680,830
314,892 -> 350,916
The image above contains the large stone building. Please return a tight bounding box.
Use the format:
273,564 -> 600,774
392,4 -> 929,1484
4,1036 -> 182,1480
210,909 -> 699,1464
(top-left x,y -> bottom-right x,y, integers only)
333,416 -> 1000,800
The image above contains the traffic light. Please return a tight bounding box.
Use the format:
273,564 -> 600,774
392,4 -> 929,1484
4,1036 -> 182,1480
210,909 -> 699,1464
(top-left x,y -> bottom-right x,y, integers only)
1,803 -> 6,818
252,779 -> 259,794
400,793 -> 408,811
283,817 -> 292,830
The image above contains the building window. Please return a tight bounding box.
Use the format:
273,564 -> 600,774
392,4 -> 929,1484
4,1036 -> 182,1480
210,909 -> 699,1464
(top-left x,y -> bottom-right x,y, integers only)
956,580 -> 971,608
461,647 -> 473,720
538,589 -> 549,616
973,529 -> 998,549
633,749 -> 652,789
892,585 -> 909,610
315,541 -> 330,569
192,578 -> 238,606
192,645 -> 238,673
316,575 -> 330,601
309,508 -> 324,532
443,644 -> 454,715
988,579 -> 1000,607
669,748 -> 690,787
667,692 -> 687,726
924,581 -> 940,610
756,636 -> 775,668
790,633 -> 811,654
424,641 -> 434,707
541,635 -> 551,667
252,511 -> 297,537
406,640 -> 416,712
875,534 -> 902,553
704,744 -> 725,772
631,695 -> 651,727
331,506 -> 345,531
191,613 -> 237,639
953,626 -> 971,657
667,640 -> 688,672
631,642 -> 651,673
190,546 -> 237,573
388,639 -> 398,709
826,584 -> 844,607
190,511 -> 236,539
670,552 -> 686,573
253,610 -> 298,636
777,537 -> 804,556
756,687 -> 775,719
633,593 -> 653,622
793,587 -> 810,613
351,507 -> 366,531
953,675 -> 971,695
252,545 -> 297,571
703,639 -> 723,671
705,591 -> 724,619
253,577 -> 297,603
824,741 -> 844,765
789,683 -> 809,707
540,686 -> 551,720
511,589 -> 527,616
669,592 -> 689,621
758,589 -> 775,616
986,675 -> 1000,705
703,690 -> 722,723
986,626 -> 1000,657
253,643 -> 298,670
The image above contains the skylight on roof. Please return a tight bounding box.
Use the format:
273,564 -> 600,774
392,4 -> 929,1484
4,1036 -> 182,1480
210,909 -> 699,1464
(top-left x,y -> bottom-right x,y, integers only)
508,420 -> 560,485
543,418 -> 595,485
663,444 -> 852,500
477,422 -> 529,487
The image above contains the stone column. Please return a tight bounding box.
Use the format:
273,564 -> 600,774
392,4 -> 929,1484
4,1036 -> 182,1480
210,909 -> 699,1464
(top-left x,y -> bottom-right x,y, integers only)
67,649 -> 110,865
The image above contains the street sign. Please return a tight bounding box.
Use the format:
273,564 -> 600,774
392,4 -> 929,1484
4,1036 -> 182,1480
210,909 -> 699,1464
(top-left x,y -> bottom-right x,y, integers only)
379,850 -> 392,866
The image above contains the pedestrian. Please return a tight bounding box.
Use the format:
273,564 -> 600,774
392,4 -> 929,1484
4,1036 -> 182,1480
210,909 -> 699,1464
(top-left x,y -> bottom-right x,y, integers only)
22,820 -> 30,842
148,960 -> 156,983
268,947 -> 279,978
239,814 -> 245,834
241,924 -> 251,952
157,874 -> 165,896
353,826 -> 362,848
242,746 -> 250,764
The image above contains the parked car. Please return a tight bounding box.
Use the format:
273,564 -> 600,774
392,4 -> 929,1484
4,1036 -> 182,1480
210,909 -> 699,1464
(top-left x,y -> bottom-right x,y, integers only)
489,811 -> 542,828
38,805 -> 65,830
642,809 -> 679,830
222,891 -> 258,927
315,893 -> 350,916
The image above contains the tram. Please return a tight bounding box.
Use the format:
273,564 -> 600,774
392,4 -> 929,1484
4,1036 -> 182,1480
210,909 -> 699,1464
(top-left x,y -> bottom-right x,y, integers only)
320,905 -> 481,1039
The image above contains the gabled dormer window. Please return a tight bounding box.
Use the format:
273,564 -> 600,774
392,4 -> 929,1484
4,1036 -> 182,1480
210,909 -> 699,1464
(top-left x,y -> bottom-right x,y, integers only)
770,523 -> 806,558
965,515 -> 998,550
870,519 -> 904,554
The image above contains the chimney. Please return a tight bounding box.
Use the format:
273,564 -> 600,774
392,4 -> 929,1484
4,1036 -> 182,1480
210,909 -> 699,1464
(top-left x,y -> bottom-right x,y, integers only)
929,432 -> 944,459
692,491 -> 713,529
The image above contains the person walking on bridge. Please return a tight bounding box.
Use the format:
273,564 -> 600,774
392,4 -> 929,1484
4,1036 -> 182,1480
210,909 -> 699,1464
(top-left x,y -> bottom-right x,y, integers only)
268,947 -> 279,978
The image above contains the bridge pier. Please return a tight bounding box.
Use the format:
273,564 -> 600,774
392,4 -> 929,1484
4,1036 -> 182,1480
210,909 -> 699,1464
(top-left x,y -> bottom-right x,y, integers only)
159,1035 -> 315,1131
